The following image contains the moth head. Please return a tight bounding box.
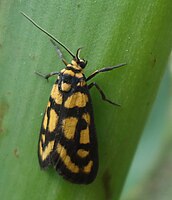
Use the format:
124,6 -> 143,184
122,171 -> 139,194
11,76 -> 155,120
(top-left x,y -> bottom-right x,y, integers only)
74,48 -> 87,69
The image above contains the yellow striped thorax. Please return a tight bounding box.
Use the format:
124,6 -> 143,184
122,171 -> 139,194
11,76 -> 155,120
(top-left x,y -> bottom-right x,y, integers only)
59,58 -> 87,92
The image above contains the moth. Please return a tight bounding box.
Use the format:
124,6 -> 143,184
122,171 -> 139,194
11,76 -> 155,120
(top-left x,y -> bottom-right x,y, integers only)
21,12 -> 126,184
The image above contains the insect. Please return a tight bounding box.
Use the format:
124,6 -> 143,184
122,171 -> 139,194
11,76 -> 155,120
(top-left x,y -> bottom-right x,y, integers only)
21,12 -> 126,184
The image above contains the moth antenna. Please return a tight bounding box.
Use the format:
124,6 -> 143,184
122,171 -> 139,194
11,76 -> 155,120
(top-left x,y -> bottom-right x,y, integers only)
76,47 -> 83,60
20,11 -> 75,58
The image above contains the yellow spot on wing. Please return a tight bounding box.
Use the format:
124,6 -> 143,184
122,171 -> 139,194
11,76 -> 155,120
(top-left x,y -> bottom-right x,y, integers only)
62,117 -> 78,139
42,134 -> 45,143
64,92 -> 88,108
43,112 -> 48,130
51,84 -> 62,104
83,160 -> 93,173
43,101 -> 51,130
57,143 -> 79,173
47,101 -> 50,107
39,140 -> 54,161
48,109 -> 59,132
61,82 -> 71,92
82,113 -> 90,125
80,127 -> 90,144
77,149 -> 89,158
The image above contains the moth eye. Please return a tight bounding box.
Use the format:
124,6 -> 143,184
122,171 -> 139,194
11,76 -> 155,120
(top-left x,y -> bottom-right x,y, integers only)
79,61 -> 87,68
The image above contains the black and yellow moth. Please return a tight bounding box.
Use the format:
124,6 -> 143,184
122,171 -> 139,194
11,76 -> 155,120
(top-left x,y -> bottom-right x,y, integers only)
21,12 -> 126,184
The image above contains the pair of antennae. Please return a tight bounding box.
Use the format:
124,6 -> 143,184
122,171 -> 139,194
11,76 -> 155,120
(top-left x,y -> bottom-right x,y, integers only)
20,11 -> 75,58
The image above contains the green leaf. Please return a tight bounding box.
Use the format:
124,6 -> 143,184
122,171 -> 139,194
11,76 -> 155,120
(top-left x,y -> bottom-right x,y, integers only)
0,1 -> 171,200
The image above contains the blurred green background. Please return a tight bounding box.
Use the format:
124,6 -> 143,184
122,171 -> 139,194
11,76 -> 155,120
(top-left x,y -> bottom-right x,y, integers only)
120,55 -> 172,200
0,1 -> 172,200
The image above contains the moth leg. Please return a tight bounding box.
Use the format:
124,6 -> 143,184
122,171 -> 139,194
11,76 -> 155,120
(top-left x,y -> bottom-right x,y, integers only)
88,82 -> 120,106
35,71 -> 59,80
50,39 -> 68,66
86,63 -> 126,82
